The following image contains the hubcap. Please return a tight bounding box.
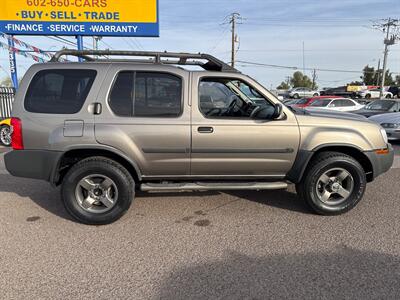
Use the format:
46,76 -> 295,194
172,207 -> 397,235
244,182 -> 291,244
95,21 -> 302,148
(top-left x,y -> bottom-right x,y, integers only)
316,168 -> 354,205
75,174 -> 118,214
0,127 -> 11,146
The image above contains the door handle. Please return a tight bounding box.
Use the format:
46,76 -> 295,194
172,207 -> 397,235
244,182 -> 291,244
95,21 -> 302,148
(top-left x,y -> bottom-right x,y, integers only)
198,126 -> 214,133
89,103 -> 102,115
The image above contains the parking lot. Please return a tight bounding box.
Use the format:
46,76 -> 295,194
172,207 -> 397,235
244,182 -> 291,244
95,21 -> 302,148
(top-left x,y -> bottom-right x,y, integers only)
0,143 -> 400,299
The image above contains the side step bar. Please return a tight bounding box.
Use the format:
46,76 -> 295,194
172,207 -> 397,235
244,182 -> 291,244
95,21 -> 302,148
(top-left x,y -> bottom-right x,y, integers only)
140,181 -> 288,192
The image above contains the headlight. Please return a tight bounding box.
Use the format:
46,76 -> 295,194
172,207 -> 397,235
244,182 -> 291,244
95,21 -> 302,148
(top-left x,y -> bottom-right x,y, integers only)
380,128 -> 388,144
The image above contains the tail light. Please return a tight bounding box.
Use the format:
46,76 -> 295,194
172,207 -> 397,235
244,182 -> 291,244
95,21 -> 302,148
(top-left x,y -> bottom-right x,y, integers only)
11,118 -> 24,150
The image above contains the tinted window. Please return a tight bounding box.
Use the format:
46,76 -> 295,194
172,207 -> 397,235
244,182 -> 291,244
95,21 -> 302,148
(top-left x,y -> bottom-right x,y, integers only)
340,99 -> 356,107
109,72 -> 134,117
365,100 -> 395,110
25,69 -> 96,114
135,73 -> 182,117
109,72 -> 182,117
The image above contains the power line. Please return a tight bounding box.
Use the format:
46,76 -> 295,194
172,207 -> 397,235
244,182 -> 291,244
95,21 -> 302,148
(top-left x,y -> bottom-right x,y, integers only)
236,60 -> 400,75
208,25 -> 230,52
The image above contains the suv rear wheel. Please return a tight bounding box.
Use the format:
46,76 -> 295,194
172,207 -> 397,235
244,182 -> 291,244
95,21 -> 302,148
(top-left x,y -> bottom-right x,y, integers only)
0,125 -> 11,146
61,157 -> 135,225
296,152 -> 366,215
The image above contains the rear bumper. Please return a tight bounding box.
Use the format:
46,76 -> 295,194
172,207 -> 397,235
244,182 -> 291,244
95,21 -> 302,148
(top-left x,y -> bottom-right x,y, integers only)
364,145 -> 394,180
4,150 -> 62,182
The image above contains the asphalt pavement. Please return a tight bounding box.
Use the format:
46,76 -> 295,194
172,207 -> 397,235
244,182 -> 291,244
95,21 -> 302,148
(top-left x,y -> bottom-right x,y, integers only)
0,143 -> 399,299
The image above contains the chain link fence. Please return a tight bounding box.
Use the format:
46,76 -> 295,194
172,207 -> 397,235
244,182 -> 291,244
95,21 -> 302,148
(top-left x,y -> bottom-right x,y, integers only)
0,87 -> 15,119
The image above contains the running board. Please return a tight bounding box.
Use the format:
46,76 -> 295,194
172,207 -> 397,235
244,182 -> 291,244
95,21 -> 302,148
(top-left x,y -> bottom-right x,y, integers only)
140,181 -> 288,192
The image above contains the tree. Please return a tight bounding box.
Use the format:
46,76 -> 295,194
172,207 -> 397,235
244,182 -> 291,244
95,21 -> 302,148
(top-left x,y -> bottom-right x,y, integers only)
290,71 -> 315,89
361,65 -> 395,86
383,70 -> 395,86
276,81 -> 290,90
362,65 -> 375,85
395,75 -> 400,86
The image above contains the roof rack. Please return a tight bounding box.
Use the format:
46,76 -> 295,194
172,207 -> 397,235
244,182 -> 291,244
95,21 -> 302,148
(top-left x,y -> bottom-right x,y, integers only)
50,49 -> 239,72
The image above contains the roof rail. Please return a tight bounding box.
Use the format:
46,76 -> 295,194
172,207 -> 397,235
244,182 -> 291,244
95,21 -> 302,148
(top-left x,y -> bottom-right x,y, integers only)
50,49 -> 239,72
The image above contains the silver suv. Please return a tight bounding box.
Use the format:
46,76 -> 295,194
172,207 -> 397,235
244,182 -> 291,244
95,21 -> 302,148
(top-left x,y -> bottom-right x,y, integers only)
5,50 -> 394,224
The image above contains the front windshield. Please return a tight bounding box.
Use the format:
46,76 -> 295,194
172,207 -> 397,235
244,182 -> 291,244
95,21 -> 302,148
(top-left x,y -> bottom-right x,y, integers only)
310,99 -> 332,107
235,82 -> 263,100
365,100 -> 394,110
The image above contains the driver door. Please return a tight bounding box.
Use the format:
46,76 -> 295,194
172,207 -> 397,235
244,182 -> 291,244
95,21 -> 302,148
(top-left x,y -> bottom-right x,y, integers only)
190,73 -> 300,178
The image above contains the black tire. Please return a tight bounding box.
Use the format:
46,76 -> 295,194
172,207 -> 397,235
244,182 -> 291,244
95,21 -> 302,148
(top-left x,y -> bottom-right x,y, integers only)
61,157 -> 135,225
293,93 -> 300,99
296,152 -> 366,215
385,94 -> 392,99
365,94 -> 371,99
0,125 -> 12,147
313,93 -> 319,97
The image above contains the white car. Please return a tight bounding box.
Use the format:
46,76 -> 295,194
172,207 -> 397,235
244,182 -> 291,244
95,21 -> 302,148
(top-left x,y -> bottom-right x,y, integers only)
306,98 -> 364,112
287,87 -> 319,99
358,88 -> 393,99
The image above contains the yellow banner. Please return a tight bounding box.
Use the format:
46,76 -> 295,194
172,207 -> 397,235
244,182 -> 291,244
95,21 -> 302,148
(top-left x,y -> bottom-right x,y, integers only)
0,0 -> 157,23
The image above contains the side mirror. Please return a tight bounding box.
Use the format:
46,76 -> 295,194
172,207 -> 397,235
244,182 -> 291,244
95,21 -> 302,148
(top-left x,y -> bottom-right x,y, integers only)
272,103 -> 283,119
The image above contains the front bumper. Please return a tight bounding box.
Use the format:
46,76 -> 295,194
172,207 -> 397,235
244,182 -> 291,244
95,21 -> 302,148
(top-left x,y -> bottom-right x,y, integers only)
364,144 -> 394,180
5,150 -> 63,182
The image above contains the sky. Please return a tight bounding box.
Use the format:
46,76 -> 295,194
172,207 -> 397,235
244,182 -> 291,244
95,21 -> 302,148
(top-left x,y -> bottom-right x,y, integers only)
1,0 -> 400,89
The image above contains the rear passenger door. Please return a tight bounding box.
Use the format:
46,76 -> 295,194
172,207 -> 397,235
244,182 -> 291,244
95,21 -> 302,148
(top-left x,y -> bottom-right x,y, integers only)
94,66 -> 191,178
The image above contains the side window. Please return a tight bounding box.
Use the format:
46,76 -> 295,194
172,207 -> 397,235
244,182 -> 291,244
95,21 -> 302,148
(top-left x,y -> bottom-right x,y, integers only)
109,72 -> 182,117
134,73 -> 182,117
25,69 -> 97,114
329,100 -> 338,107
341,99 -> 355,107
109,71 -> 134,117
199,78 -> 275,119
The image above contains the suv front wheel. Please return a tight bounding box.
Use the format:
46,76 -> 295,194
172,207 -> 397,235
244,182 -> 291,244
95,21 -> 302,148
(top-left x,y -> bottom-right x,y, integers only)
296,152 -> 367,215
61,157 -> 135,225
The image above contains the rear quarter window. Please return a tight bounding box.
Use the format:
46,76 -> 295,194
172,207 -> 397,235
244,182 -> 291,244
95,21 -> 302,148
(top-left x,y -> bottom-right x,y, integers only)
24,69 -> 97,114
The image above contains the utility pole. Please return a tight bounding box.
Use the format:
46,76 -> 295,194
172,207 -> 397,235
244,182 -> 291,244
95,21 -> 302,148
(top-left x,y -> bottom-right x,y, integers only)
92,36 -> 102,58
372,18 -> 399,97
302,41 -> 306,75
229,13 -> 242,68
312,69 -> 317,90
376,59 -> 381,86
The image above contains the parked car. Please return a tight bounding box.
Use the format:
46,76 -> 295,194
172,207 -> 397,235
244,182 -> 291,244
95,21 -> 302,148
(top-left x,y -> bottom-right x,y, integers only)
0,118 -> 12,146
287,87 -> 319,99
289,96 -> 340,108
369,113 -> 400,140
282,98 -> 297,105
357,88 -> 393,99
320,86 -> 357,98
306,98 -> 364,112
4,50 -> 394,224
388,86 -> 400,98
353,99 -> 400,118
